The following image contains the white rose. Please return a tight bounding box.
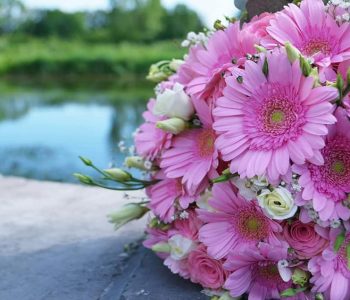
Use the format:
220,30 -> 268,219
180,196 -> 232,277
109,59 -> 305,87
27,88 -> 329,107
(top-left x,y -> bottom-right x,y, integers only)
257,187 -> 297,220
153,83 -> 194,120
168,234 -> 196,260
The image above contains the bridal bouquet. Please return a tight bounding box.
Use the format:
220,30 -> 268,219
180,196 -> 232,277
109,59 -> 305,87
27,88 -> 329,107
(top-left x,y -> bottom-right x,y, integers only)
76,0 -> 350,299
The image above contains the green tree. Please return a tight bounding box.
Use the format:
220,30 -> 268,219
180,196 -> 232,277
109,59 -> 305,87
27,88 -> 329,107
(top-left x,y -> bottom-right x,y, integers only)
23,10 -> 86,39
108,0 -> 165,42
160,4 -> 203,40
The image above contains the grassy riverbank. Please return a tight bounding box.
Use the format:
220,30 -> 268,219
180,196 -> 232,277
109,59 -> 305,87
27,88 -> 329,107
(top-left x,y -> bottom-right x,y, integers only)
0,38 -> 185,80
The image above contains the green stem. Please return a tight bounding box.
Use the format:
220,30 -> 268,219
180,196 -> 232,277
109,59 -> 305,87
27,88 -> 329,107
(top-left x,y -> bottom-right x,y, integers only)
92,181 -> 145,191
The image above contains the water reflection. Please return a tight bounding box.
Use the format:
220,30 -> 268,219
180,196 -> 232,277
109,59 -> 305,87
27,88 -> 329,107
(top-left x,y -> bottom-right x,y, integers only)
0,84 -> 149,182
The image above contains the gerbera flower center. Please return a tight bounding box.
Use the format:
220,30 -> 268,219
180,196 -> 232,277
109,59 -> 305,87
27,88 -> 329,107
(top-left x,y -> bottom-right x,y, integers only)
302,39 -> 332,57
255,261 -> 285,287
309,135 -> 350,201
235,207 -> 270,241
332,161 -> 346,175
270,110 -> 285,124
197,129 -> 216,158
260,98 -> 297,135
321,137 -> 350,185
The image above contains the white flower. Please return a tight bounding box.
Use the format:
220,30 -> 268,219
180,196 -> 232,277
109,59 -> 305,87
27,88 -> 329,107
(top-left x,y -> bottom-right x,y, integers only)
278,260 -> 292,282
153,83 -> 194,121
257,187 -> 297,220
168,234 -> 196,260
233,176 -> 269,201
196,190 -> 214,211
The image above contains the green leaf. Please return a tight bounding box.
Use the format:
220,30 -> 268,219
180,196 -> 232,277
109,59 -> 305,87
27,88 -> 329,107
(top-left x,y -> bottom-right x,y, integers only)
263,57 -> 269,77
280,287 -> 307,298
334,232 -> 346,252
346,243 -> 350,270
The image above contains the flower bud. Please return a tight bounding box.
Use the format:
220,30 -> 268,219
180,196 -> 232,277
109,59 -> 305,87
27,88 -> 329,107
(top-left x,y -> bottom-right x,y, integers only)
79,156 -> 93,166
104,168 -> 132,182
292,268 -> 310,286
151,242 -> 171,253
337,73 -> 345,92
214,19 -> 226,30
125,156 -> 150,171
285,42 -> 301,63
300,55 -> 312,76
147,60 -> 174,83
315,293 -> 324,300
310,67 -> 320,87
255,45 -> 267,53
156,117 -> 188,134
169,59 -> 184,71
73,173 -> 94,185
108,203 -> 149,230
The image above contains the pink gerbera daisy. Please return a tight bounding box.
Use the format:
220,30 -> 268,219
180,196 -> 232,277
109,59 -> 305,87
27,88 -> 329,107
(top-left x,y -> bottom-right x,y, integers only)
147,174 -> 202,223
178,22 -> 259,103
214,49 -> 338,181
135,99 -> 172,160
198,181 -> 281,259
160,100 -> 218,193
265,0 -> 350,68
309,231 -> 350,300
293,108 -> 350,221
224,241 -> 293,300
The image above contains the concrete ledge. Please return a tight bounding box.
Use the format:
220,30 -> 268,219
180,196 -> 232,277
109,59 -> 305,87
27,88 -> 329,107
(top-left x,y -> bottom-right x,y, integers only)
0,177 -> 207,300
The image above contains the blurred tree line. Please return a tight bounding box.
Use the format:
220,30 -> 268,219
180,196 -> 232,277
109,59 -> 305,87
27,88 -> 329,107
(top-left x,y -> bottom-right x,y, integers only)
0,0 -> 204,42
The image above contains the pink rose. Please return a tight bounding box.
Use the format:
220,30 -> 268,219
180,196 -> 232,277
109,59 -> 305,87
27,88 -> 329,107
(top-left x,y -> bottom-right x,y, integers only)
283,221 -> 329,259
244,13 -> 275,39
187,245 -> 227,289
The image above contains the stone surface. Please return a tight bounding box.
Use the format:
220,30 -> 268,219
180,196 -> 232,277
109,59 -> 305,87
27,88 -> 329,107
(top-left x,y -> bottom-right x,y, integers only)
0,176 -> 207,300
247,0 -> 289,17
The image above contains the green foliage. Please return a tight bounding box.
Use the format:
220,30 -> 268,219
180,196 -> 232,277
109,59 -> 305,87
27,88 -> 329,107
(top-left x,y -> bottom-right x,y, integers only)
108,0 -> 166,42
5,0 -> 203,43
159,4 -> 203,40
22,10 -> 86,39
0,38 -> 186,78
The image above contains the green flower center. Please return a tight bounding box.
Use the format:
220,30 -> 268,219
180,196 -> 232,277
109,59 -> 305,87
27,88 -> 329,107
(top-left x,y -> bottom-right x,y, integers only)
270,110 -> 285,124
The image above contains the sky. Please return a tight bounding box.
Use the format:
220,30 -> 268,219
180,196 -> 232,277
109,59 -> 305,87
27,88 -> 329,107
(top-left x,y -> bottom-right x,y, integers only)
22,0 -> 239,26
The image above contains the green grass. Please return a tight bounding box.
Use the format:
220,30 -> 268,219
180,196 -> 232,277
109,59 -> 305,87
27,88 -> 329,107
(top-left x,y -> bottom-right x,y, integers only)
0,38 -> 186,79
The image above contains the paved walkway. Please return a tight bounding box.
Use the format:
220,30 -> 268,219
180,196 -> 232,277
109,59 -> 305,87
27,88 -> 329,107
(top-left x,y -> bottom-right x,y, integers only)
0,177 -> 206,300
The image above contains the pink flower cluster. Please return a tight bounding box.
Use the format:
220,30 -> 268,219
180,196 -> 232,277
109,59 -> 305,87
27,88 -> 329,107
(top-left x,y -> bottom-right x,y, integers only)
135,0 -> 350,298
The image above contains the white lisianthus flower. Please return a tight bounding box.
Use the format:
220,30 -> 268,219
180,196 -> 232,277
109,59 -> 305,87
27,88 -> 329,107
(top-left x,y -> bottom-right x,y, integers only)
168,234 -> 196,260
153,83 -> 194,120
196,190 -> 214,211
257,187 -> 297,220
278,260 -> 292,282
233,176 -> 269,201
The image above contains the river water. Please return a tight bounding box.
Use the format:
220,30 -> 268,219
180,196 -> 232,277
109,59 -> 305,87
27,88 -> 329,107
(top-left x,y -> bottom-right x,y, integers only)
0,82 -> 151,182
